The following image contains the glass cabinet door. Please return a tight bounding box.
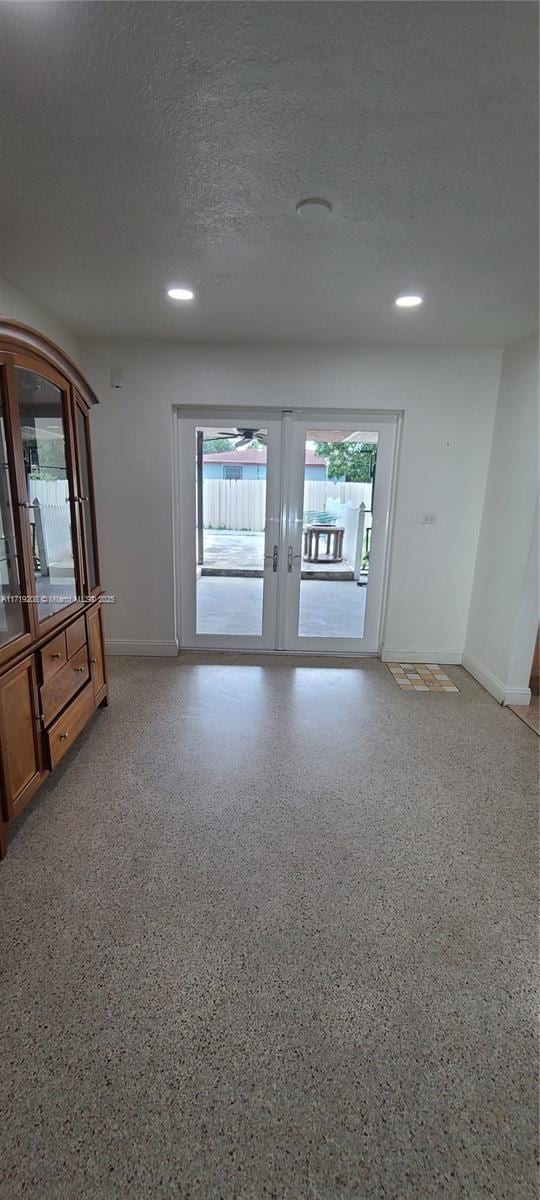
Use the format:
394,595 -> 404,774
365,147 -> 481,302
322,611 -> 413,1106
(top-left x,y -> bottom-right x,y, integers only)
15,365 -> 79,625
74,400 -> 99,593
0,368 -> 30,654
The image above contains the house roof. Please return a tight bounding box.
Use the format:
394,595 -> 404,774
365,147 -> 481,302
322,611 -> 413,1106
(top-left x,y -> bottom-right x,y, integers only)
203,448 -> 323,466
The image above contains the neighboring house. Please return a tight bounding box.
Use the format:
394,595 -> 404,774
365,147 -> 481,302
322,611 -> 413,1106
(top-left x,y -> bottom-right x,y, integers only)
203,448 -> 327,480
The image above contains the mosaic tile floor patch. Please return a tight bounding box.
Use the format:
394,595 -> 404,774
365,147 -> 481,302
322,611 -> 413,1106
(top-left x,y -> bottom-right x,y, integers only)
387,663 -> 459,692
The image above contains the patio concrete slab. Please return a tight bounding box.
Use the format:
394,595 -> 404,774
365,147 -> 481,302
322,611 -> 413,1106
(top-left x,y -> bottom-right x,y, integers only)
201,529 -> 356,579
196,575 -> 367,638
203,529 -> 264,571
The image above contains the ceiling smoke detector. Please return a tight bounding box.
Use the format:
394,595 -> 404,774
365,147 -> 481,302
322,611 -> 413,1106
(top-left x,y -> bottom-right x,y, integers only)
296,197 -> 333,219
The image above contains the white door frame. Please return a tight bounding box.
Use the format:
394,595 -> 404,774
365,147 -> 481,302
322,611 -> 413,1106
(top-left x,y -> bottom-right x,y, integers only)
174,407 -> 402,656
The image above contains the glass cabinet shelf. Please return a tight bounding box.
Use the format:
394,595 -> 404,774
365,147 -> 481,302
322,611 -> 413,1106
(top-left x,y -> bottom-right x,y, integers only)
16,366 -> 78,623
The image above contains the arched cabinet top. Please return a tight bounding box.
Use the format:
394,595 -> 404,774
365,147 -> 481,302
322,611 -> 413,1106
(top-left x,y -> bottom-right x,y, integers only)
0,318 -> 98,408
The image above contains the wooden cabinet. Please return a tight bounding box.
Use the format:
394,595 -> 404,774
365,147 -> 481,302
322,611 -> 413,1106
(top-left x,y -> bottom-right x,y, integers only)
0,321 -> 108,858
0,655 -> 44,823
87,603 -> 107,704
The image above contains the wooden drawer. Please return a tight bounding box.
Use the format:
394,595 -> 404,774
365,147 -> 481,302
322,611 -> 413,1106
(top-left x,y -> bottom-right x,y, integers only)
66,615 -> 87,659
47,684 -> 94,769
40,644 -> 90,726
40,631 -> 67,682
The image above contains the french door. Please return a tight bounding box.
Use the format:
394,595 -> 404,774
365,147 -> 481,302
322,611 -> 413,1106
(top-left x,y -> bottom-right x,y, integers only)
177,410 -> 398,654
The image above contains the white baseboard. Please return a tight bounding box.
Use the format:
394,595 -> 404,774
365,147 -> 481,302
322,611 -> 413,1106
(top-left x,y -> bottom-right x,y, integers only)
105,639 -> 179,657
381,648 -> 462,665
461,652 -> 531,706
503,686 -> 532,706
461,653 -> 505,702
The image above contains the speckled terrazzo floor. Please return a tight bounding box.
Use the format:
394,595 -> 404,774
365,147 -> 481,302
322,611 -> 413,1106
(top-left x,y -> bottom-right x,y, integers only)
1,655 -> 538,1199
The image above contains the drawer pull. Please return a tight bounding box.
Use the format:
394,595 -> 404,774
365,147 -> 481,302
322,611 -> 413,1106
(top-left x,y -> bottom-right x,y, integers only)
74,666 -> 86,673
51,652 -> 62,660
59,732 -> 69,741
90,657 -> 97,664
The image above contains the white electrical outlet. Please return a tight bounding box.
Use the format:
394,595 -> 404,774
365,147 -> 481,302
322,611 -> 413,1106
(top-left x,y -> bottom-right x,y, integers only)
421,513 -> 437,524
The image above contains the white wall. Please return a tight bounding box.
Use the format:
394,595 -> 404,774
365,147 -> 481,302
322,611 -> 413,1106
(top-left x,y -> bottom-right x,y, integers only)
0,275 -> 79,362
464,332 -> 539,703
80,340 -> 501,658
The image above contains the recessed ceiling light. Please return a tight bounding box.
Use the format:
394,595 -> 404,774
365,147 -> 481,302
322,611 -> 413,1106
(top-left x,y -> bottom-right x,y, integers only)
167,287 -> 194,301
395,294 -> 423,308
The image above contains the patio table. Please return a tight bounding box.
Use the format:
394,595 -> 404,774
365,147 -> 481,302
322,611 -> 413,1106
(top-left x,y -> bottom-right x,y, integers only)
303,524 -> 345,563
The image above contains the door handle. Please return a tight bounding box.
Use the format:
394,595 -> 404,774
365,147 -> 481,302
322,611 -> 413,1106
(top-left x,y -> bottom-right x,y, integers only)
264,545 -> 278,572
287,546 -> 301,573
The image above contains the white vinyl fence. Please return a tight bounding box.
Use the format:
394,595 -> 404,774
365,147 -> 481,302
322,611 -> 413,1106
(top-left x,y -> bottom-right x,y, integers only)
304,480 -> 372,516
203,479 -> 267,532
202,479 -> 372,531
27,477 -> 72,567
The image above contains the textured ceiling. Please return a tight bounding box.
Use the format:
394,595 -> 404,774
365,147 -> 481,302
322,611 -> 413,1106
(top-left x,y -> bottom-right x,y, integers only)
0,1 -> 537,346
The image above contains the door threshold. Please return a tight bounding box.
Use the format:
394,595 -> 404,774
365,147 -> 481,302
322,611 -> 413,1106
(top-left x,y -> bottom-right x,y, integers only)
179,646 -> 379,658
200,567 -> 357,581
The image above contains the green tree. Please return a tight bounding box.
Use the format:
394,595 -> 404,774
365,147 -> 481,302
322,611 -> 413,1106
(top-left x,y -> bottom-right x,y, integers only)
314,442 -> 376,482
202,438 -> 237,454
24,437 -> 67,481
203,436 -> 264,453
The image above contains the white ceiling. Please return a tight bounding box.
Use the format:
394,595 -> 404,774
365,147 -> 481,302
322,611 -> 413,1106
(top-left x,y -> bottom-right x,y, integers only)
0,1 -> 537,347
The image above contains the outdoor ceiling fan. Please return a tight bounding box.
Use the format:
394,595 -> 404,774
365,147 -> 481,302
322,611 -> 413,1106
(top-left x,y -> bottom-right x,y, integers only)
216,427 -> 268,448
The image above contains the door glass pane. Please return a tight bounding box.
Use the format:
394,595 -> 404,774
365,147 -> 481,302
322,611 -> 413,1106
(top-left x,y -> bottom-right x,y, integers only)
195,425 -> 268,635
298,429 -> 378,638
16,367 -> 77,621
0,379 -> 26,646
76,406 -> 97,591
